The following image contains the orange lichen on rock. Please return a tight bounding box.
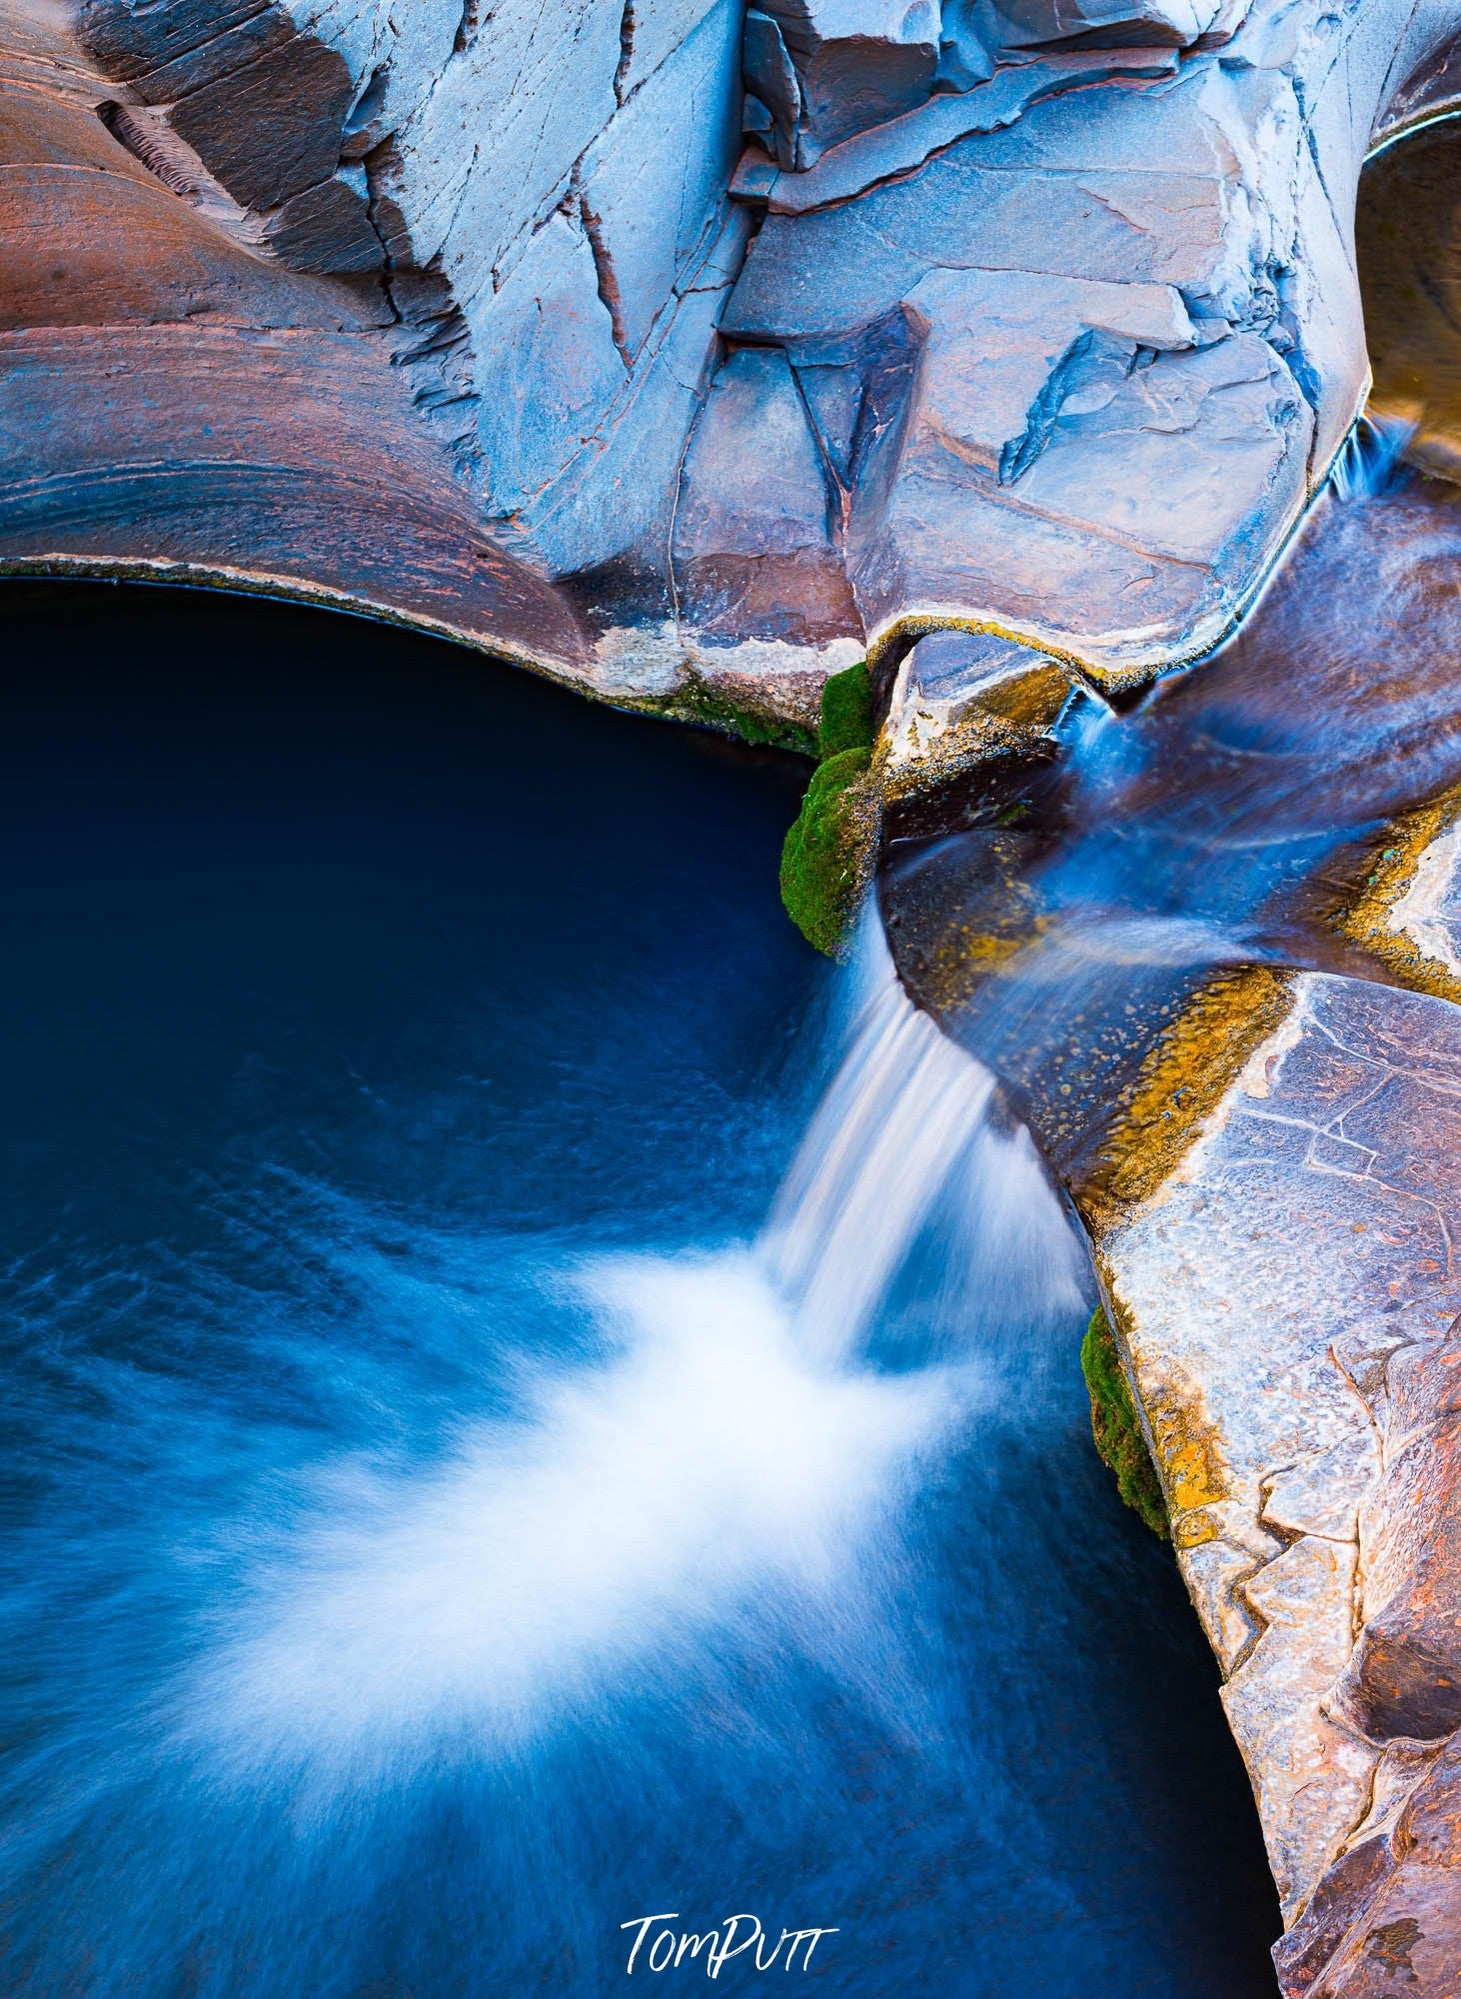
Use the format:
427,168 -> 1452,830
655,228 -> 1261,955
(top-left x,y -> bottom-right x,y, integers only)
1332,781 -> 1461,1007
1080,964 -> 1297,1222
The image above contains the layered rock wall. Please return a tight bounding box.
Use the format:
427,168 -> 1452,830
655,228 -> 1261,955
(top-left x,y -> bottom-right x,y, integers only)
0,0 -> 589,668
717,0 -> 1461,684
5,0 -> 1459,731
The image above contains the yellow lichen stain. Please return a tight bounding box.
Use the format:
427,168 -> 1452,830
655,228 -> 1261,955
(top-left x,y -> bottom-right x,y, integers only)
1078,964 -> 1297,1224
1146,1380 -> 1232,1516
880,659 -> 1075,806
1093,1289 -> 1233,1527
1172,1505 -> 1225,1551
864,609 -> 1146,701
978,662 -> 1075,733
921,915 -> 1049,1014
1330,779 -> 1461,1006
867,610 -> 1087,681
911,832 -> 1049,1013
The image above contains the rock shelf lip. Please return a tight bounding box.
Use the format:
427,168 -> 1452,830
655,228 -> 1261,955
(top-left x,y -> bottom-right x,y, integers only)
1333,785 -> 1461,1009
0,553 -> 836,757
856,381 -> 1371,700
736,48 -> 1183,216
0,551 -> 584,684
1368,98 -> 1461,156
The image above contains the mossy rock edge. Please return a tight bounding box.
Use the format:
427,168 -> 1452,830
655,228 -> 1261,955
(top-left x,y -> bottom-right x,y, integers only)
665,677 -> 819,756
818,660 -> 875,761
779,661 -> 882,957
1081,1305 -> 1170,1539
780,745 -> 879,958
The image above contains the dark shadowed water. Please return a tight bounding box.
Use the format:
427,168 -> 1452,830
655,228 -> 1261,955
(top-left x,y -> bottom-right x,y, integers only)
1361,114 -> 1461,482
0,583 -> 1278,1996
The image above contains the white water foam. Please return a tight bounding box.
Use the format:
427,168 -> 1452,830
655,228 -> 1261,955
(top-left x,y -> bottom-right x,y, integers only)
762,970 -> 996,1363
190,938 -> 1085,1775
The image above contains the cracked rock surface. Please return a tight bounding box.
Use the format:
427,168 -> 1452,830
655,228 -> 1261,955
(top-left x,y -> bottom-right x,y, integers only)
1105,971 -> 1461,1921
1107,962 -> 1461,1998
881,447 -> 1461,1990
2,0 -> 1458,734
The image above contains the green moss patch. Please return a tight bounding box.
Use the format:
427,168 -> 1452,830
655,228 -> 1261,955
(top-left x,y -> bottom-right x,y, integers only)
780,744 -> 879,958
669,678 -> 818,756
817,660 -> 876,760
777,661 -> 883,956
1081,1306 -> 1169,1539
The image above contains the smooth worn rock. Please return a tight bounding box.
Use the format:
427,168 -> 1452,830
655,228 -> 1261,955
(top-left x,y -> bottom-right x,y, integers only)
1274,1731 -> 1461,1998
1336,1317 -> 1461,1746
1073,666 -> 1461,1953
722,25 -> 1370,682
672,345 -> 862,647
79,0 -> 361,226
0,3 -> 585,674
1096,970 -> 1461,1916
882,627 -> 1077,800
891,915 -> 1461,1982
3,0 -> 1458,722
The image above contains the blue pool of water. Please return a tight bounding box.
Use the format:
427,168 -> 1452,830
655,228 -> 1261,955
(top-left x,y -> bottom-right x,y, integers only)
0,584 -> 1279,1996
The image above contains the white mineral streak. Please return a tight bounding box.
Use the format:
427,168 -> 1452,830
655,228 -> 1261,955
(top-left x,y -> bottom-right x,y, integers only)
1391,817 -> 1461,983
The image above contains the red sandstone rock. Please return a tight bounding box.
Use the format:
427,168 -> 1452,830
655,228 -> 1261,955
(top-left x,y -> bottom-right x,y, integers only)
1275,1732 -> 1461,1998
0,2 -> 588,679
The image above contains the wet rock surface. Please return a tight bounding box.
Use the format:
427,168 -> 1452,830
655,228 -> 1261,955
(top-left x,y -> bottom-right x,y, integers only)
1101,975 -> 1461,1910
882,471 -> 1461,1147
882,115 -> 1461,1994
884,495 -> 1461,1993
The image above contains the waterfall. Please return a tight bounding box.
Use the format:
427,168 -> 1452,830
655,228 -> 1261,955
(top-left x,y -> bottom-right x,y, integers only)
762,945 -> 997,1364
182,932 -> 1084,1776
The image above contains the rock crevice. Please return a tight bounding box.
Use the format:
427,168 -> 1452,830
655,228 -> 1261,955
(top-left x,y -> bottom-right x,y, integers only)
5,0 -> 1458,733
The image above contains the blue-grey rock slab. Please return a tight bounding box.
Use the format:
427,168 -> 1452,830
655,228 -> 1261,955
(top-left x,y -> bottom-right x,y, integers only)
7,0 -> 1460,725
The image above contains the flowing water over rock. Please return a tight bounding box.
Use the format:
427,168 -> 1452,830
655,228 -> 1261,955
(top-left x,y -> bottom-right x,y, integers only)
190,932 -> 1026,1772
887,124 -> 1461,1107
0,587 -> 1280,1995
881,114 -> 1461,1984
885,455 -> 1461,1177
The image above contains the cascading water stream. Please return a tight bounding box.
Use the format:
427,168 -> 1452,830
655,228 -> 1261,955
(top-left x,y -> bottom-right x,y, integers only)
762,946 -> 999,1364
1328,410 -> 1417,502
888,406 -> 1461,1140
191,932 -> 1073,1775
0,585 -> 1283,1998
